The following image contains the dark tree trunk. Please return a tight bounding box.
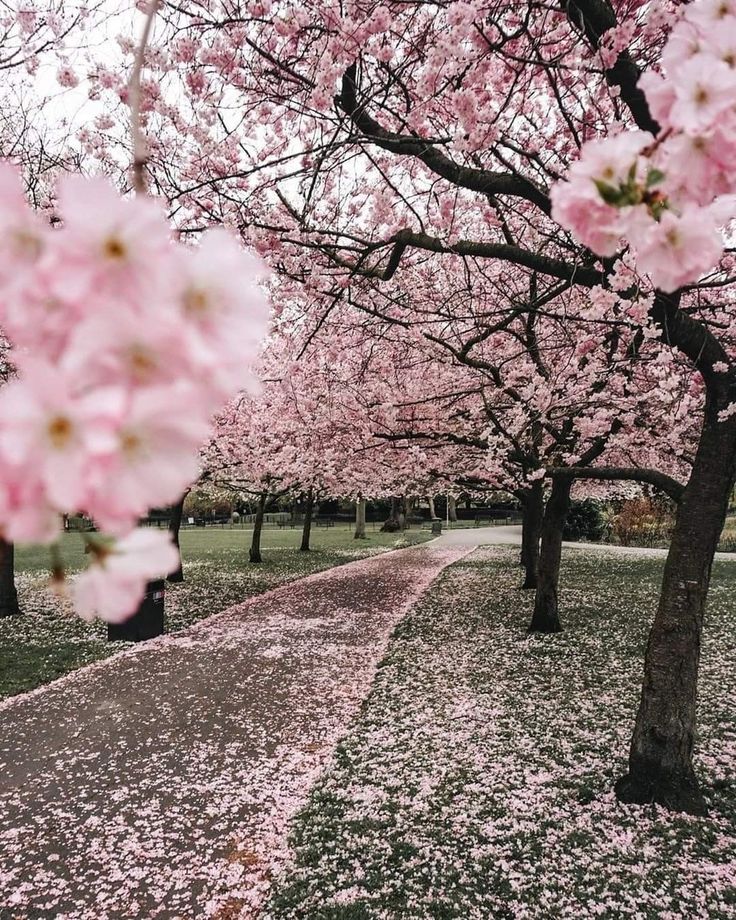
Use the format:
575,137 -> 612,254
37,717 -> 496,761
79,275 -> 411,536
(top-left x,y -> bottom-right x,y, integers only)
354,495 -> 367,539
616,399 -> 736,814
166,494 -> 186,583
520,482 -> 544,589
528,477 -> 571,633
0,538 -> 19,618
402,495 -> 415,529
300,487 -> 314,552
249,492 -> 267,563
448,494 -> 458,522
427,494 -> 437,520
381,496 -> 402,532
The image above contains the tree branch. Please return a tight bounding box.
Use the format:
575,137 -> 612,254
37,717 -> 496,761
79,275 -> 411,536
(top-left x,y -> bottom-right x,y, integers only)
564,0 -> 660,135
338,64 -> 551,215
548,465 -> 685,502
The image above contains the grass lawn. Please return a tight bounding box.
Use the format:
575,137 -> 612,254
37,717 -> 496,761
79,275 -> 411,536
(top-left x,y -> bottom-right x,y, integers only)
0,524 -> 431,701
264,547 -> 736,920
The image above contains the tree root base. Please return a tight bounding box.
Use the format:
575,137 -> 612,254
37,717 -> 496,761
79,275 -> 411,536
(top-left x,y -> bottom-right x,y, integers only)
615,772 -> 708,816
527,619 -> 562,634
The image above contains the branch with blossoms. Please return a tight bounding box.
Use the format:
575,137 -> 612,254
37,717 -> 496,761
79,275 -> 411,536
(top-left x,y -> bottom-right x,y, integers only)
0,3 -> 270,623
552,4 -> 736,298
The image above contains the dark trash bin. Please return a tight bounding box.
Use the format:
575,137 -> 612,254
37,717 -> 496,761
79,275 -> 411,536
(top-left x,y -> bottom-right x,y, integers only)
431,518 -> 443,535
107,579 -> 165,642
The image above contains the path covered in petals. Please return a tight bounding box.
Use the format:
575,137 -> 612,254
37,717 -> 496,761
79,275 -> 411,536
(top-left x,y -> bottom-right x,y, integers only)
0,540 -> 469,919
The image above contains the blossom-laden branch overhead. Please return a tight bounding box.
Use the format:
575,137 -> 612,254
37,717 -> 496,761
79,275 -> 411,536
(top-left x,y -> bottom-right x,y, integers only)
553,2 -> 736,294
0,164 -> 270,623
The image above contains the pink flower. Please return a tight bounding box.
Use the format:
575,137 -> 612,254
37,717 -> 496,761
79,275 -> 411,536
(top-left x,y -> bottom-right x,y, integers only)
62,307 -> 187,390
659,132 -> 731,205
550,182 -> 626,257
175,228 -> 270,338
72,529 -> 179,623
0,461 -> 58,544
660,20 -> 704,74
566,131 -> 653,188
0,164 -> 269,622
0,162 -> 47,287
175,228 -> 270,398
635,208 -> 723,291
88,384 -> 210,533
0,361 -> 122,512
667,57 -> 736,133
638,71 -> 676,129
51,174 -> 172,305
56,65 -> 79,88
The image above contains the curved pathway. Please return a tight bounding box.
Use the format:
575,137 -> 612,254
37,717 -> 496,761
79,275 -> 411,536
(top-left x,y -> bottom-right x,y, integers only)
0,540 -> 470,920
450,524 -> 736,560
3,526 -> 726,919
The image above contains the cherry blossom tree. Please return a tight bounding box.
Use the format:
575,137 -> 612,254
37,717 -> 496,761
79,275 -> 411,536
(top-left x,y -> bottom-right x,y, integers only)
54,0 -> 736,811
0,0 -> 271,622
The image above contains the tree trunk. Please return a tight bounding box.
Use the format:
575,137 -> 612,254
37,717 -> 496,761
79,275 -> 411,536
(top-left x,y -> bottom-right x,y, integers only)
427,494 -> 436,519
354,495 -> 367,539
448,494 -> 458,523
166,494 -> 186,583
249,492 -> 267,563
381,496 -> 402,532
0,538 -> 19,618
528,477 -> 571,633
300,487 -> 314,552
615,401 -> 736,814
402,495 -> 415,529
520,482 -> 544,589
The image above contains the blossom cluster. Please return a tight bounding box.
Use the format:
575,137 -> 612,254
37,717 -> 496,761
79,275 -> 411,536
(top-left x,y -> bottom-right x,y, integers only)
551,0 -> 736,292
0,164 -> 269,621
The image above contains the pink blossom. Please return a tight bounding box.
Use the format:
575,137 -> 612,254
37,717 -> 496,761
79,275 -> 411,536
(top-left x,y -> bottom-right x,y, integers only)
56,65 -> 79,88
0,162 -> 47,285
667,57 -> 736,133
0,361 -> 121,513
566,131 -> 652,187
550,182 -> 626,257
635,209 -> 723,292
51,174 -> 172,304
88,384 -> 210,533
72,529 -> 179,623
637,71 -> 676,128
0,462 -> 58,544
0,164 -> 269,620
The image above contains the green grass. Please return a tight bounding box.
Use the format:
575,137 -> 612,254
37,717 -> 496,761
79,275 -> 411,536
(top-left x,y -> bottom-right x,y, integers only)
1,525 -> 432,701
264,547 -> 736,920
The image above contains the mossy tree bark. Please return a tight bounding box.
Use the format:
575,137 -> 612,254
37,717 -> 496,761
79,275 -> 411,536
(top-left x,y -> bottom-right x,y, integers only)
300,487 -> 314,552
249,491 -> 267,563
166,494 -> 187,583
354,495 -> 367,539
528,477 -> 571,633
616,397 -> 736,814
0,538 -> 19,618
519,482 -> 544,590
381,496 -> 402,532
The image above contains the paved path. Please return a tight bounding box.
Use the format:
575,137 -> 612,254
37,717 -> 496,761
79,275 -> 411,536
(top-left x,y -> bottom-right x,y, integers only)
0,540 -> 469,920
2,527 -> 728,919
452,524 -> 736,560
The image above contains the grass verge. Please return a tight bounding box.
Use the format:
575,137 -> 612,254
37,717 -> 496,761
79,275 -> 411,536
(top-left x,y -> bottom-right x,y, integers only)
264,546 -> 736,920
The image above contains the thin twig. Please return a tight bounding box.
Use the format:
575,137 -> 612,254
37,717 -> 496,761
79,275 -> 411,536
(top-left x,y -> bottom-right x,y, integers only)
129,0 -> 160,194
